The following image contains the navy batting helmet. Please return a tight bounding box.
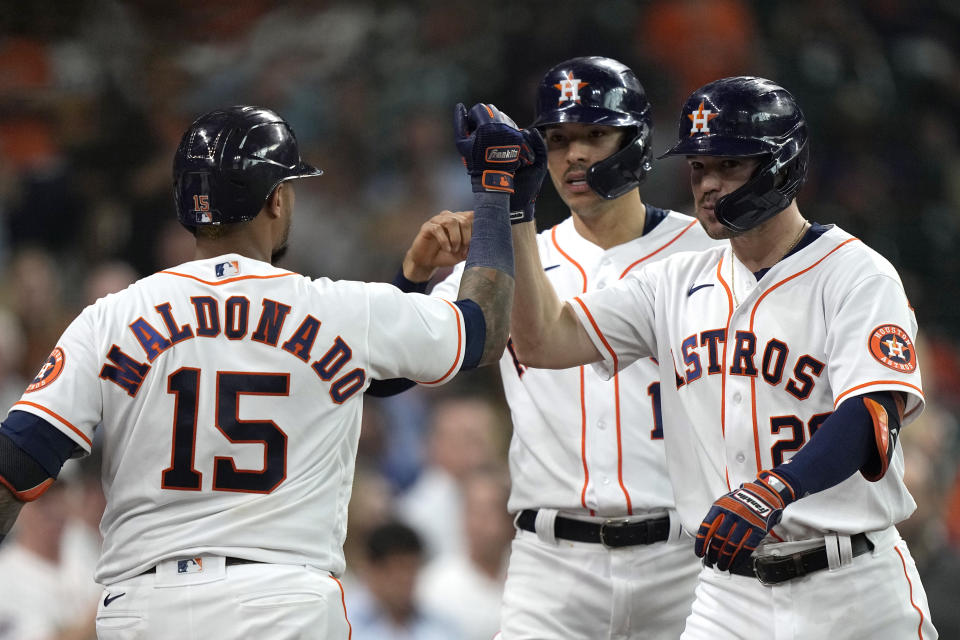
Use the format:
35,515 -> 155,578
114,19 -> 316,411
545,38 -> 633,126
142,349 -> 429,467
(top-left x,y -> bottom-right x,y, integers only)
658,76 -> 809,232
173,105 -> 322,227
531,56 -> 653,200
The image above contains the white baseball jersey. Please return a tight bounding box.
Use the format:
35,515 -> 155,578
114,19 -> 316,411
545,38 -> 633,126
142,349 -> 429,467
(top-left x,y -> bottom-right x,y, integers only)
12,254 -> 466,585
434,209 -> 720,516
571,225 -> 924,539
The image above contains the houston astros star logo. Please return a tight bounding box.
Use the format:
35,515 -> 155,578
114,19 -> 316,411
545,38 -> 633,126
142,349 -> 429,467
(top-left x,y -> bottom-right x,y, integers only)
26,347 -> 66,392
688,101 -> 719,136
868,324 -> 916,372
554,71 -> 588,105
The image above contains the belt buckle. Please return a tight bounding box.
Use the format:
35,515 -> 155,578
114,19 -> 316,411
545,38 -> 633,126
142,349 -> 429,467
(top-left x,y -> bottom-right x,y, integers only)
599,518 -> 635,548
752,556 -> 776,586
752,554 -> 798,586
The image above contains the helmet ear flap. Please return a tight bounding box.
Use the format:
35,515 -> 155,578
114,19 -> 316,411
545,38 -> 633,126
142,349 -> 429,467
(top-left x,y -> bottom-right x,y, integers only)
585,123 -> 653,199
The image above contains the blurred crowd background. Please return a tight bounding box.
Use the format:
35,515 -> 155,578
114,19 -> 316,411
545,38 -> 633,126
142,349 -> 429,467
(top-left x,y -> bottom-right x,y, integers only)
0,0 -> 959,638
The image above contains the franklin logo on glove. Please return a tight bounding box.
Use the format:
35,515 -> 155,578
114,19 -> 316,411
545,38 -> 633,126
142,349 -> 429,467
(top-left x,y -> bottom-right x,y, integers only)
486,147 -> 521,162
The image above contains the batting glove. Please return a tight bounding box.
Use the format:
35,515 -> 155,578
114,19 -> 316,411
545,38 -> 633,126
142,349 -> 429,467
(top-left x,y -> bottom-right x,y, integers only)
454,103 -> 523,194
509,128 -> 547,224
695,470 -> 798,572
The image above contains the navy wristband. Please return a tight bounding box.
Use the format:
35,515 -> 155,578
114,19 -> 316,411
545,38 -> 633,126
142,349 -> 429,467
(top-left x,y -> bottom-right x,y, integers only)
465,192 -> 513,277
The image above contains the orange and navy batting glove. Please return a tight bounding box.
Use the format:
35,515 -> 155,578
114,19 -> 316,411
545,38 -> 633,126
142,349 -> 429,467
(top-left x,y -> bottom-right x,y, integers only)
695,470 -> 798,572
454,103 -> 523,194
509,128 -> 547,224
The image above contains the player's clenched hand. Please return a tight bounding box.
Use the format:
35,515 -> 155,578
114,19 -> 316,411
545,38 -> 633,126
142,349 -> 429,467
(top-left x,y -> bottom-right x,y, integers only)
402,210 -> 474,283
510,128 -> 547,224
695,470 -> 797,572
454,103 -> 523,194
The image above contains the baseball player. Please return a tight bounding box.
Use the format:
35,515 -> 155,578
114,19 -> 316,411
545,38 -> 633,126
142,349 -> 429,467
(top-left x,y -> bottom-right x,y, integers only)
507,77 -> 939,639
0,102 -> 526,639
385,57 -> 721,639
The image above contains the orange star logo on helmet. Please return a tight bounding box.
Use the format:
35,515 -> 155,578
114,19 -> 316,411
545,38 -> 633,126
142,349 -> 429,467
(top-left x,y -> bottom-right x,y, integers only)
554,72 -> 588,105
688,101 -> 719,136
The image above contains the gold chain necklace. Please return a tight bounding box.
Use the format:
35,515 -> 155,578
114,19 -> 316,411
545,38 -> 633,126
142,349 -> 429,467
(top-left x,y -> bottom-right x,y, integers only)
731,219 -> 808,307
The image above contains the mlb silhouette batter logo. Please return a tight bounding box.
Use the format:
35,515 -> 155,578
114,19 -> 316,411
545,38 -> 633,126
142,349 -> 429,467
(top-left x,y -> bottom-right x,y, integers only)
177,557 -> 204,574
868,324 -> 916,372
215,260 -> 240,278
554,71 -> 588,105
688,101 -> 719,136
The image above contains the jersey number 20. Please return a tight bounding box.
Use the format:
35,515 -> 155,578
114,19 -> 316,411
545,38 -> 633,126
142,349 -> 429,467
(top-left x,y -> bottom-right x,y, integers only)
162,368 -> 289,493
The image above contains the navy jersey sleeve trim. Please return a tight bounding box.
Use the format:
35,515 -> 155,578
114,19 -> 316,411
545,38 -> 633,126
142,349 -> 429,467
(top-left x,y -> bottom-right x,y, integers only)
366,378 -> 418,397
391,269 -> 429,294
454,298 -> 486,370
0,410 -> 79,478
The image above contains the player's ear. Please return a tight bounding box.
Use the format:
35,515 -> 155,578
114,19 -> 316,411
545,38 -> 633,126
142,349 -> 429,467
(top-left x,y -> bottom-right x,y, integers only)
264,184 -> 285,219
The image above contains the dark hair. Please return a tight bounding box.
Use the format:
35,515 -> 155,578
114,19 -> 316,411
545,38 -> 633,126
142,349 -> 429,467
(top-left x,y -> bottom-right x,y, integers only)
365,521 -> 424,562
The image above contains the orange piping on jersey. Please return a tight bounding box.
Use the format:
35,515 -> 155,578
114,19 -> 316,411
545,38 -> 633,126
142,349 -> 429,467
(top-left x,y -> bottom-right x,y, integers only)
834,380 -> 924,408
552,225 -> 599,514
572,295 -> 623,510
745,238 -> 860,474
550,226 -> 589,289
159,270 -> 297,286
578,365 -> 590,511
613,372 -> 632,514
330,575 -> 353,639
619,219 -> 700,278
416,299 -> 463,385
894,546 -> 926,638
572,299 -> 620,374
715,255 -> 735,490
13,400 -> 91,447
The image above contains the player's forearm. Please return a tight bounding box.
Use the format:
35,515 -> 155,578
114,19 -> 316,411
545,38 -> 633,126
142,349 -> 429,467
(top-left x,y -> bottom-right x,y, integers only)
509,222 -> 593,368
0,486 -> 23,542
456,193 -> 515,366
459,266 -> 514,365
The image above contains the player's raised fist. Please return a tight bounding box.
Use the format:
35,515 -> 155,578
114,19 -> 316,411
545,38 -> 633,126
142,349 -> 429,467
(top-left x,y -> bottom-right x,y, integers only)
454,102 -> 524,194
510,127 -> 547,224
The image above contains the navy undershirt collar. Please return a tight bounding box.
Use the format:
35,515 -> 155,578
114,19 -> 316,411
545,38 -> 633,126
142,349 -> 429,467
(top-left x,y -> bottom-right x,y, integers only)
752,222 -> 831,281
642,205 -> 668,235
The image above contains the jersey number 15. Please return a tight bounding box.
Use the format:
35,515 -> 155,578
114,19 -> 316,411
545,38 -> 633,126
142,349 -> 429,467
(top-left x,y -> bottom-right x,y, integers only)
162,368 -> 288,494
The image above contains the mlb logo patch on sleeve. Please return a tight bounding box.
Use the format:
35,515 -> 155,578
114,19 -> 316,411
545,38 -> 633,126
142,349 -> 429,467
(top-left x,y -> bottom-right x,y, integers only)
215,260 -> 240,278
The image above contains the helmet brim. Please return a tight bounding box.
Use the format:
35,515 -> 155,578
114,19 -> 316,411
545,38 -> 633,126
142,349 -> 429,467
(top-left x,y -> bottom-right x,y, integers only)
657,135 -> 773,160
294,160 -> 324,178
531,104 -> 642,129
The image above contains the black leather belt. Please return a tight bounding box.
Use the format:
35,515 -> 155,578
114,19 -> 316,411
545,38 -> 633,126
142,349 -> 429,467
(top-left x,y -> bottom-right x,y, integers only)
517,509 -> 670,547
141,557 -> 260,575
729,533 -> 874,585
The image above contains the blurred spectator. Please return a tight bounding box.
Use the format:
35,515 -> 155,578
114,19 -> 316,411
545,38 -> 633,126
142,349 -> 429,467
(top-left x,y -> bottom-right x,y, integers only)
0,307 -> 27,411
82,260 -> 138,304
396,394 -> 504,560
342,464 -> 394,580
417,467 -> 513,640
348,520 -> 459,640
639,0 -> 758,103
0,463 -> 98,640
2,246 -> 75,381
